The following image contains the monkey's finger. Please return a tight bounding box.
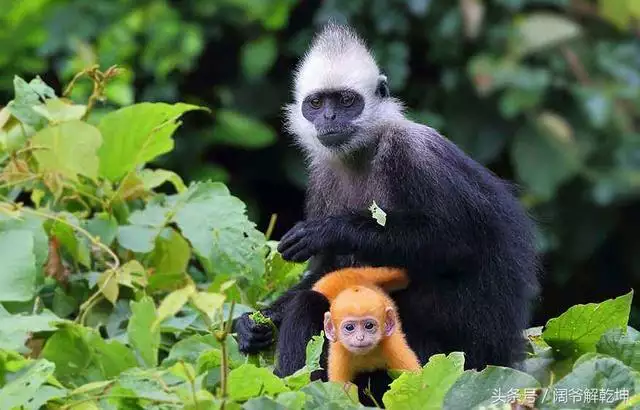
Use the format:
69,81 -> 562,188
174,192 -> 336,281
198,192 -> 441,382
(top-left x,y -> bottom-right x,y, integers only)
246,328 -> 274,343
287,246 -> 314,263
277,235 -> 304,256
280,240 -> 309,261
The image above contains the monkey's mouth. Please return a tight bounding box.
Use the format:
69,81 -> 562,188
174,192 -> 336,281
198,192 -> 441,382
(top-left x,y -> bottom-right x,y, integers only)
317,128 -> 355,147
347,343 -> 375,355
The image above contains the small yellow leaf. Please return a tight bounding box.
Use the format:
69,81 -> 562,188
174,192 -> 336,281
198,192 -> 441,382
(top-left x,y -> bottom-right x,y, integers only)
97,270 -> 119,305
190,291 -> 226,321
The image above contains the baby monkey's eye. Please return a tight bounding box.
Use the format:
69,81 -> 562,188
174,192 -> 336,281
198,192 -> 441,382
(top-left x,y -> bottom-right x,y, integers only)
340,92 -> 355,107
364,321 -> 376,330
309,96 -> 323,109
344,323 -> 355,332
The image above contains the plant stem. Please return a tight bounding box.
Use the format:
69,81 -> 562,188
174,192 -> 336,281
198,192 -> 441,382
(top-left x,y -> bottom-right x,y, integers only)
265,213 -> 278,240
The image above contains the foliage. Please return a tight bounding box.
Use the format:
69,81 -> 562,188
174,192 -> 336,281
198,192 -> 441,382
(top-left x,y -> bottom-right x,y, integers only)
0,73 -> 638,409
1,0 -> 637,324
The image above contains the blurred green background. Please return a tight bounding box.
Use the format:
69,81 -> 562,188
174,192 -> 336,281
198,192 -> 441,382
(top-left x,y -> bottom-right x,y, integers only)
1,0 -> 639,325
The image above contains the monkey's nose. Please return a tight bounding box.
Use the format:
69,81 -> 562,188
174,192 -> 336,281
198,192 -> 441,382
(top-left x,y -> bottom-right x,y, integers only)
324,109 -> 336,120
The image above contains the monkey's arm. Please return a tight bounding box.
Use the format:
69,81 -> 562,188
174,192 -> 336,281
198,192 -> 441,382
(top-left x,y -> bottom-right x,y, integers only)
312,267 -> 408,301
277,209 -> 480,280
327,345 -> 353,382
382,334 -> 422,372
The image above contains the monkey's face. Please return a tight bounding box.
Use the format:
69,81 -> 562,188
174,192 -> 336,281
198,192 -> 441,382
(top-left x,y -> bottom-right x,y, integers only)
337,316 -> 382,355
301,89 -> 365,148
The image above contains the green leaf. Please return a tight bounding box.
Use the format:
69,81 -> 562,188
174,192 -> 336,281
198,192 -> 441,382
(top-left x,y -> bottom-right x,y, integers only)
597,328 -> 640,371
0,212 -> 48,273
516,12 -> 582,56
300,381 -> 362,409
241,36 -> 278,80
32,98 -> 86,122
511,121 -> 582,200
0,359 -> 56,409
443,366 -> 540,409
85,213 -> 118,246
383,352 -> 465,410
41,323 -> 137,386
139,168 -> 186,193
598,0 -> 632,30
97,102 -> 207,181
275,391 -> 308,410
244,397 -> 286,410
128,296 -> 160,368
190,291 -> 226,322
305,332 -> 325,373
543,291 -> 633,360
212,110 -> 276,149
96,270 -> 119,305
537,356 -> 640,408
47,217 -> 91,268
6,76 -> 56,127
153,283 -> 197,329
228,364 -> 289,401
117,225 -> 160,253
171,181 -> 266,280
0,229 -> 37,301
0,309 -> 60,353
150,227 -> 191,275
32,120 -> 102,180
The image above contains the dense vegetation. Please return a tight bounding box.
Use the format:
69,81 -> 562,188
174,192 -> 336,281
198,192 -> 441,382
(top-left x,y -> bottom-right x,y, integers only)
1,0 -> 639,325
0,72 -> 638,409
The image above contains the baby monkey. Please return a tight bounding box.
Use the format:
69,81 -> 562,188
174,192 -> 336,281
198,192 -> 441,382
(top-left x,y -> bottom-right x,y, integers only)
312,267 -> 422,383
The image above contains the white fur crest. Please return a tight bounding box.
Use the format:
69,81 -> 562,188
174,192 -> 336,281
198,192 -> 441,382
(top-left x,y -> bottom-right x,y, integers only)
294,22 -> 381,100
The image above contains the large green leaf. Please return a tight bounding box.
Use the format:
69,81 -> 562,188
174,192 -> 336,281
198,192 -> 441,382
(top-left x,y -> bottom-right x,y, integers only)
211,110 -> 276,149
40,323 -> 137,386
0,359 -> 57,409
443,366 -> 540,409
543,291 -> 633,360
383,352 -> 465,410
127,297 -> 160,368
241,36 -> 278,80
0,309 -> 60,353
516,13 -> 582,56
537,356 -> 640,409
6,76 -> 55,127
597,328 -> 640,371
97,102 -> 206,181
0,212 -> 48,273
227,363 -> 289,401
171,181 -> 266,280
511,121 -> 582,200
0,229 -> 37,301
299,381 -> 363,409
32,120 -> 102,180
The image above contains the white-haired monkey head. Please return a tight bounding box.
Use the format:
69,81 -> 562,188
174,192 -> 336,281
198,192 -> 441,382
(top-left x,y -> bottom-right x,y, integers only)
285,22 -> 402,160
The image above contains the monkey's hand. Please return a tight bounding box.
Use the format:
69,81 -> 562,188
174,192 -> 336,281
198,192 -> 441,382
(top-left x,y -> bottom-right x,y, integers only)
235,312 -> 276,354
277,218 -> 339,262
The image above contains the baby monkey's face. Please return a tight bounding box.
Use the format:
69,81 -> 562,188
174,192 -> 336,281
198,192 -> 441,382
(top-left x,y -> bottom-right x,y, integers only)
339,316 -> 382,355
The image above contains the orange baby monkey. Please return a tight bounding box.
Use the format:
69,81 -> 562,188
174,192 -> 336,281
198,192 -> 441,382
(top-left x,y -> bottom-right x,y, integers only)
312,267 -> 422,383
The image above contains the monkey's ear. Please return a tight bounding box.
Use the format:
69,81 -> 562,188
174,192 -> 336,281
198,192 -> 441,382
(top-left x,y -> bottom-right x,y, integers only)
376,74 -> 390,98
324,311 -> 337,342
384,307 -> 396,337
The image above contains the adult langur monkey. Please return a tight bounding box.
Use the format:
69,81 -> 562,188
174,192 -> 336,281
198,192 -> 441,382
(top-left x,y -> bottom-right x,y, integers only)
235,22 -> 540,404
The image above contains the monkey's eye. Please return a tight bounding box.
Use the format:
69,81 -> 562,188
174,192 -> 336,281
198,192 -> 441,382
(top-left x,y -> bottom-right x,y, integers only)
364,321 -> 376,331
309,97 -> 323,109
340,93 -> 355,107
344,323 -> 355,332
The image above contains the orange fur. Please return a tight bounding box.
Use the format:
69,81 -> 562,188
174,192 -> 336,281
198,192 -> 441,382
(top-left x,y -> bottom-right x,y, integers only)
313,268 -> 421,383
312,267 -> 409,301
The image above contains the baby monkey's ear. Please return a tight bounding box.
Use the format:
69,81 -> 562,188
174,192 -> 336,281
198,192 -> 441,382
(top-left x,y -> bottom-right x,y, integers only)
384,307 -> 397,337
323,311 -> 337,342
